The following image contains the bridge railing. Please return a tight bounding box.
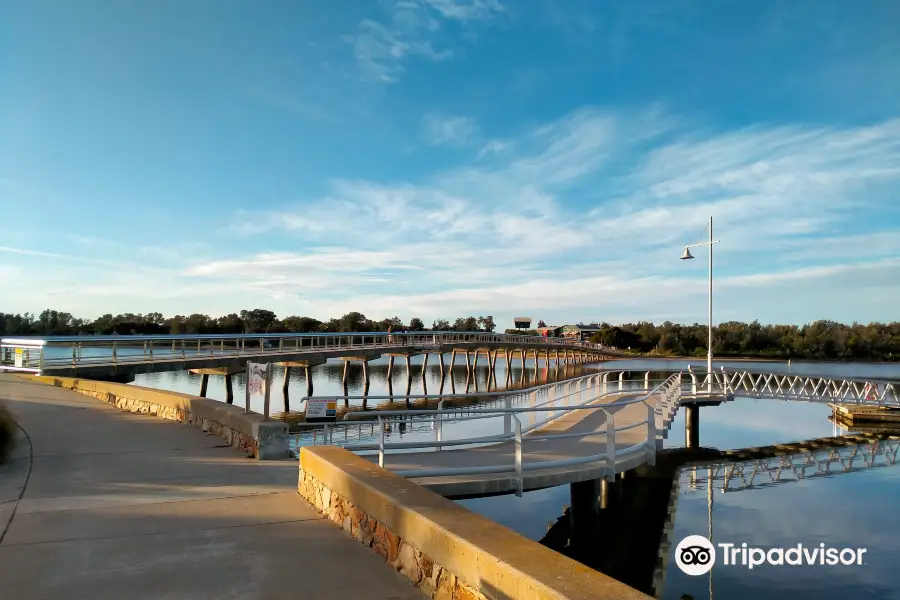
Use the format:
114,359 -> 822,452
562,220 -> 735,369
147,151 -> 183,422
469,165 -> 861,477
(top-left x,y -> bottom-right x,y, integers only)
0,331 -> 616,374
681,365 -> 900,406
331,373 -> 684,496
678,436 -> 900,494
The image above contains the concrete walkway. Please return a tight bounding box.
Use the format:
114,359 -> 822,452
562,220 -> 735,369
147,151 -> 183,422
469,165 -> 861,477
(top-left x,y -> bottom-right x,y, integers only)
0,374 -> 420,600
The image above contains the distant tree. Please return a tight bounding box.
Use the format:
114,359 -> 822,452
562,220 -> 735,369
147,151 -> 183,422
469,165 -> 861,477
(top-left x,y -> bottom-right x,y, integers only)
183,313 -> 213,334
216,313 -> 244,333
453,317 -> 480,331
432,319 -> 451,331
239,309 -> 277,333
478,315 -> 496,332
281,316 -> 322,333
537,320 -> 547,328
337,312 -> 370,332
319,318 -> 340,333
167,315 -> 187,335
377,316 -> 404,331
2,306 -> 898,362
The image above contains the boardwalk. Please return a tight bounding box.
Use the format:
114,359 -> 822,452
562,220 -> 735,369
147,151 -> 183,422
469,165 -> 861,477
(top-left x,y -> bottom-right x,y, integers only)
0,375 -> 420,600
364,391 -> 663,498
1,332 -> 615,380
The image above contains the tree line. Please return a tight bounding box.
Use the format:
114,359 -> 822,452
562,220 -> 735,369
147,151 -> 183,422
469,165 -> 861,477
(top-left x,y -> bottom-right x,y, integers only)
590,320 -> 899,361
1,309 -> 897,361
0,309 -> 496,337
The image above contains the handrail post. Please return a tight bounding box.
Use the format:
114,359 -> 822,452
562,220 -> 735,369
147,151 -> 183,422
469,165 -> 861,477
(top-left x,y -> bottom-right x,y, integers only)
618,371 -> 624,392
180,341 -> 185,360
504,395 -> 512,434
514,416 -> 523,497
645,399 -> 657,465
378,416 -> 385,468
112,342 -> 117,364
604,409 -> 616,481
436,400 -> 444,450
39,346 -> 45,373
644,371 -> 650,391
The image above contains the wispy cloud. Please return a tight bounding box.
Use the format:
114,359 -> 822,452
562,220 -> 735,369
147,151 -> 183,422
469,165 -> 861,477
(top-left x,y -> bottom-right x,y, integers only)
197,106 -> 900,323
422,114 -> 479,147
348,0 -> 504,82
5,105 -> 899,323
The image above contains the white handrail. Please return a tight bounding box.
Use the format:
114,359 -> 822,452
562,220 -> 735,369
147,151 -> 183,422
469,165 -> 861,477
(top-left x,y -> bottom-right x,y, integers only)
351,374 -> 684,492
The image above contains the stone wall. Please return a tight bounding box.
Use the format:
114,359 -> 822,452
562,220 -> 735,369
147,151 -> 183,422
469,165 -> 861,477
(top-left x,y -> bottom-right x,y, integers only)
298,445 -> 653,600
23,375 -> 289,460
299,468 -> 485,600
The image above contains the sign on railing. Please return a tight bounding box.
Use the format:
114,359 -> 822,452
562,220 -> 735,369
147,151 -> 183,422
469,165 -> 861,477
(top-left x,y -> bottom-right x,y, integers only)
306,398 -> 337,423
245,361 -> 272,417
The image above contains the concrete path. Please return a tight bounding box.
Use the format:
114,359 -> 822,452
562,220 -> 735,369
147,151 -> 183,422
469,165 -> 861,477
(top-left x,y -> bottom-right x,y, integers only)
0,374 -> 420,600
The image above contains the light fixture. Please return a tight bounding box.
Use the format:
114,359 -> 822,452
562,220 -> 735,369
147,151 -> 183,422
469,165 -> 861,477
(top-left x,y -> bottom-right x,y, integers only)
680,246 -> 695,260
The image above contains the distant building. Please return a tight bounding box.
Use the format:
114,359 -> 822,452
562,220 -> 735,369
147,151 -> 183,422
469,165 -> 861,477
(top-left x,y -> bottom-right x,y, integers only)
536,325 -> 562,337
513,317 -> 533,329
558,324 -> 603,342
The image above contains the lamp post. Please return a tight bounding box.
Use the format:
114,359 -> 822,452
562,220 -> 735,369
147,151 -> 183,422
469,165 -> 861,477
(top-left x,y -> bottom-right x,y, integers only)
680,216 -> 720,394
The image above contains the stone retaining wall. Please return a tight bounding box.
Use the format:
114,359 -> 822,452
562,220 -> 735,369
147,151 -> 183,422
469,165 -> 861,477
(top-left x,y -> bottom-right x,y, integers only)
23,375 -> 289,459
298,446 -> 653,600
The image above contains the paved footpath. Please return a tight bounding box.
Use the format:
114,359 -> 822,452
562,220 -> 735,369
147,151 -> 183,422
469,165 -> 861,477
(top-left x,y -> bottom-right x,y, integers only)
0,374 -> 420,600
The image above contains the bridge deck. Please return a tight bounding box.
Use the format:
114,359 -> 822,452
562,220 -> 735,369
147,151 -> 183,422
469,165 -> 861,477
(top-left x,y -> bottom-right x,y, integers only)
371,393 -> 653,498
2,333 -> 615,378
0,375 -> 420,600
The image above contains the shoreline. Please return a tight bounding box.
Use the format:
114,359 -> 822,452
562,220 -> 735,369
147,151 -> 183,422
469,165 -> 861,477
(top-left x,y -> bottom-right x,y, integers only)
611,355 -> 898,364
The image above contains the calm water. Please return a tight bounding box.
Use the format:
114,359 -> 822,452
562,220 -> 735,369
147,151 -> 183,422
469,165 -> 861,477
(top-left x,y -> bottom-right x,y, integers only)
133,353 -> 599,415
457,360 -> 900,600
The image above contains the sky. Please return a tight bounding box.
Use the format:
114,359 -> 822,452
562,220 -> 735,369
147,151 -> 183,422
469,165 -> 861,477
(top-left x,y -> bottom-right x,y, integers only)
2,0 -> 899,327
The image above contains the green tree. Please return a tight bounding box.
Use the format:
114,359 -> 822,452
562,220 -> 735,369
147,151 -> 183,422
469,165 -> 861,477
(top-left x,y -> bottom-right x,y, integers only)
282,316 -> 322,332
337,312 -> 370,332
239,309 -> 277,333
478,315 -> 496,332
408,317 -> 425,331
432,319 -> 451,331
216,313 -> 244,333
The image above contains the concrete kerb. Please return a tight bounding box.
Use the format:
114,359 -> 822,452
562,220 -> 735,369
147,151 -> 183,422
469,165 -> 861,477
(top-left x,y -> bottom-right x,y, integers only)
298,445 -> 653,600
18,375 -> 290,460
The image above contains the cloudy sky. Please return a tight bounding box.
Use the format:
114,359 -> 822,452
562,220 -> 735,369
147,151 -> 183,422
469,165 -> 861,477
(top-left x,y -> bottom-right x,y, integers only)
2,1 -> 899,326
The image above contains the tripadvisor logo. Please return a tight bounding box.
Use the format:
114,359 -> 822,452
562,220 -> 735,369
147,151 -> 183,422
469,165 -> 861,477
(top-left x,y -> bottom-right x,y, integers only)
675,535 -> 867,575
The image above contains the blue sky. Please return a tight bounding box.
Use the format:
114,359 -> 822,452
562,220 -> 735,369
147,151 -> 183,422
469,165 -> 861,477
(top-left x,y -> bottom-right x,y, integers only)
2,0 -> 899,326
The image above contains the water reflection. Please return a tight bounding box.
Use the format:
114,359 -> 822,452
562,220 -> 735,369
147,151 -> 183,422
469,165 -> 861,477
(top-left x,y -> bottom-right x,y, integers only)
133,353 -> 598,416
458,396 -> 900,600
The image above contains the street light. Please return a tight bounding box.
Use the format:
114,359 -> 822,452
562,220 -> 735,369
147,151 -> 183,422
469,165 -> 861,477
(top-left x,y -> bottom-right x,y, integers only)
680,216 -> 720,393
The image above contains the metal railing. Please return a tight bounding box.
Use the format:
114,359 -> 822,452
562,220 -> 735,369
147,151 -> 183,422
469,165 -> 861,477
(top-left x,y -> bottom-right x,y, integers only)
296,370 -> 669,445
327,373 -> 685,496
0,331 -> 618,374
678,437 -> 900,494
718,367 -> 900,405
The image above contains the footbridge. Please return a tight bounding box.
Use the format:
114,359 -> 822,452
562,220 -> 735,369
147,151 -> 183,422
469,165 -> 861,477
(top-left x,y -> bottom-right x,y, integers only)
300,368 -> 900,499
0,332 -> 617,401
